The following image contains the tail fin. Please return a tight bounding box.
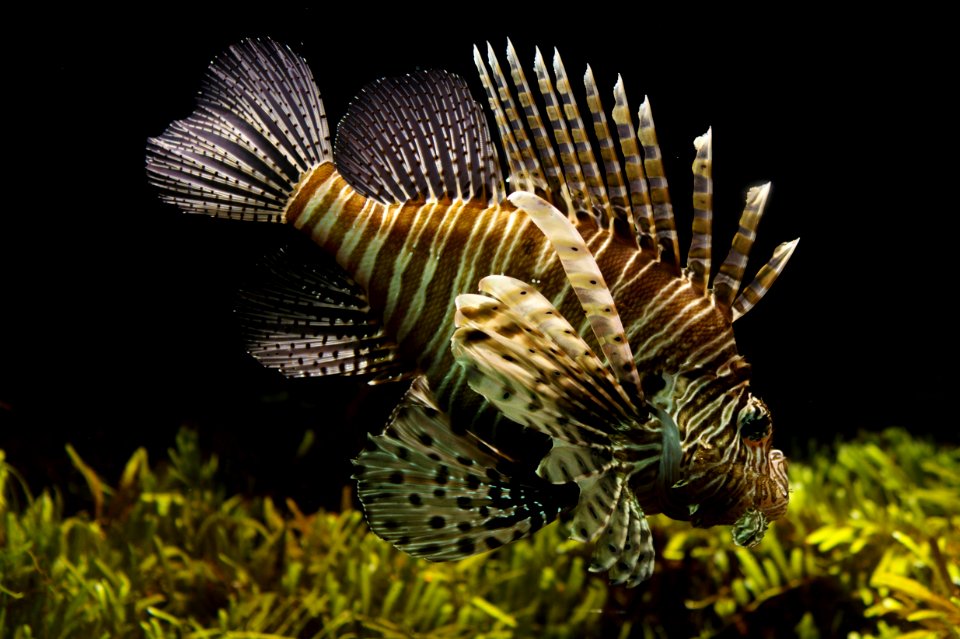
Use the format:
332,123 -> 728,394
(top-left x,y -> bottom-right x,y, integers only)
146,39 -> 331,222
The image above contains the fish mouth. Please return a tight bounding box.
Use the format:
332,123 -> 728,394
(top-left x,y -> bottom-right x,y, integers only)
726,448 -> 790,544
759,448 -> 790,520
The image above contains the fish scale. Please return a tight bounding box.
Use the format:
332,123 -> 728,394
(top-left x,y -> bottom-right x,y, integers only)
147,38 -> 798,586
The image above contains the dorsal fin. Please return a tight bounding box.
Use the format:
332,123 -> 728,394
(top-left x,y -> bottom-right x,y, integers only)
533,48 -> 597,225
713,183 -> 771,309
584,66 -> 636,246
474,43 -> 682,259
334,70 -> 504,205
709,183 -> 800,321
686,128 -> 713,295
474,42 -> 797,314
505,41 -> 569,206
611,76 -> 657,252
731,239 -> 799,321
637,97 -> 680,270
551,51 -> 610,225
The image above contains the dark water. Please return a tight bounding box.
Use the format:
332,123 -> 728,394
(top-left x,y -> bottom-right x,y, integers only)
2,11 -> 953,511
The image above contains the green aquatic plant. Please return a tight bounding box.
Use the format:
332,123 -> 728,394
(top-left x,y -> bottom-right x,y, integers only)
0,430 -> 606,638
627,428 -> 960,638
1,427 -> 957,638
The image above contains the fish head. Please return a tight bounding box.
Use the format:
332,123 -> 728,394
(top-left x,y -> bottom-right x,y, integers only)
655,373 -> 789,546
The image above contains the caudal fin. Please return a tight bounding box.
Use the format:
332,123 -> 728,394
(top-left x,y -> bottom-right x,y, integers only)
146,39 -> 332,222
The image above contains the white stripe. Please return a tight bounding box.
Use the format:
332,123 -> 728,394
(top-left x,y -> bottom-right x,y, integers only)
337,197 -> 378,272
625,279 -> 686,340
293,174 -> 338,231
418,200 -> 475,359
354,201 -> 399,291
636,301 -> 716,361
309,183 -> 354,246
383,203 -> 433,323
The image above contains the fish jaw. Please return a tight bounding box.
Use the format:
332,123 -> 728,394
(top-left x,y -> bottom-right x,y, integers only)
680,446 -> 790,547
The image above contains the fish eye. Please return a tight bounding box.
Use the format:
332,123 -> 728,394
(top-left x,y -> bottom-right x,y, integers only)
738,400 -> 771,446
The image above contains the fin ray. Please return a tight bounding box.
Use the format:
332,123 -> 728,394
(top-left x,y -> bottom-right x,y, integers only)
713,183 -> 769,310
637,97 -> 680,269
687,128 -> 713,294
335,70 -> 502,205
552,52 -> 609,224
354,377 -> 572,560
611,77 -> 657,252
506,192 -> 642,397
732,239 -> 800,321
147,39 -> 330,222
584,66 -> 635,243
236,242 -> 408,380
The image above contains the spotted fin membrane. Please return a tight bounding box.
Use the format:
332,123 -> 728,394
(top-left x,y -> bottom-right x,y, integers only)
452,271 -> 662,586
354,376 -> 576,561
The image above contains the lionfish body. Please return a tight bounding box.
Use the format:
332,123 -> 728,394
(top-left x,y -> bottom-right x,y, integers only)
148,39 -> 797,586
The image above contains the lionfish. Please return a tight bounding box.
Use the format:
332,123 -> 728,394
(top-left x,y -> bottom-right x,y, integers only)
147,38 -> 797,586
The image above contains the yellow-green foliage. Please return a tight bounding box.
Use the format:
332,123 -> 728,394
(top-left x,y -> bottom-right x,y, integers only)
638,428 -> 960,638
0,430 -> 605,638
1,428 -> 958,638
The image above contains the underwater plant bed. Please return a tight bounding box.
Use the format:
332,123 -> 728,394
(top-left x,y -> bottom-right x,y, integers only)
1,428 -> 957,638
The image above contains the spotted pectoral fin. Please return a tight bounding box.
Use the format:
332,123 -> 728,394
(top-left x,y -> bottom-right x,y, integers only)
235,240 -> 410,382
353,376 -> 574,561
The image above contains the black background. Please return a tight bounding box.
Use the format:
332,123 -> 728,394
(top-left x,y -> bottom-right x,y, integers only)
2,9 -> 953,510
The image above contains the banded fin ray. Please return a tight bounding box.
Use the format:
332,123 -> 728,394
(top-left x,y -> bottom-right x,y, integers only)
731,238 -> 799,321
335,70 -> 504,205
507,192 -> 641,397
452,282 -> 639,450
476,42 -> 688,266
584,66 -> 635,246
611,76 -> 656,252
354,376 -> 575,561
505,41 -> 568,205
687,128 -> 713,294
478,43 -> 546,194
235,242 -> 408,381
710,182 -> 801,322
552,52 -> 610,225
146,39 -> 331,222
451,275 -> 664,586
637,97 -> 680,270
532,47 -> 593,223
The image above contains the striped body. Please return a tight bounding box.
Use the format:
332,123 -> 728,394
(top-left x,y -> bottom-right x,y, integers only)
147,39 -> 797,584
285,163 -> 750,520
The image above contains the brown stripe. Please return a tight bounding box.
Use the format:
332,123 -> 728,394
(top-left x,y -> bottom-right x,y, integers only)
283,162 -> 337,226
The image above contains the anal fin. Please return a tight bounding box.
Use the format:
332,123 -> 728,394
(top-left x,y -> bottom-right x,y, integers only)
236,240 -> 409,381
